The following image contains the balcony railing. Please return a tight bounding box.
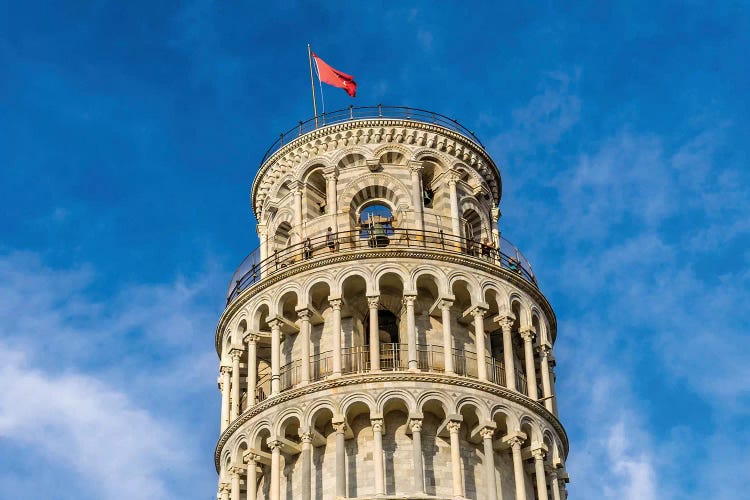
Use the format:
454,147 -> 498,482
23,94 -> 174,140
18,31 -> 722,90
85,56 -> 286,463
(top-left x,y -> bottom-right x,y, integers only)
260,105 -> 487,167
227,228 -> 536,304
245,344 -> 530,411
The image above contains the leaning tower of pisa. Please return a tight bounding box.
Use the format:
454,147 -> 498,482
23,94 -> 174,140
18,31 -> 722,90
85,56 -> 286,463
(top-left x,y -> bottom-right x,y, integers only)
215,106 -> 569,500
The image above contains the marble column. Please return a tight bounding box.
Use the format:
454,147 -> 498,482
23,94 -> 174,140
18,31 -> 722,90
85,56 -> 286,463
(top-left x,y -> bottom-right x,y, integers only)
269,439 -> 282,500
230,348 -> 243,420
246,334 -> 259,407
330,298 -> 343,376
293,184 -> 303,237
300,432 -> 313,500
333,421 -> 347,498
491,207 -> 501,251
440,299 -> 455,374
230,466 -> 241,500
367,296 -> 380,371
448,172 -> 461,237
372,418 -> 385,496
471,307 -> 489,380
532,448 -> 549,500
270,320 -> 281,396
219,366 -> 231,432
297,308 -> 311,384
520,328 -> 538,400
408,162 -> 425,233
257,224 -> 268,272
498,317 -> 517,391
503,435 -> 527,500
480,427 -> 498,500
325,170 -> 338,228
246,453 -> 258,500
548,468 -> 561,500
410,418 -> 425,494
404,295 -> 418,370
539,344 -> 554,412
447,421 -> 463,498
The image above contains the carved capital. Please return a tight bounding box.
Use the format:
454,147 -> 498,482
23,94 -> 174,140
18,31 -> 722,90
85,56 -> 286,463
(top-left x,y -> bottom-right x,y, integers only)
371,418 -> 384,433
496,315 -> 516,331
520,328 -> 536,342
218,482 -> 231,493
402,295 -> 416,308
245,332 -> 261,344
299,432 -> 313,444
504,436 -> 524,449
296,308 -> 312,321
220,366 -> 232,376
439,298 -> 454,310
470,306 -> 489,319
230,465 -> 244,477
268,439 -> 283,451
446,421 -> 461,434
479,427 -> 495,440
229,347 -> 244,361
367,296 -> 380,309
447,170 -> 461,185
408,161 -> 424,174
333,421 -> 347,434
409,418 -> 423,433
531,447 -> 547,461
329,298 -> 343,310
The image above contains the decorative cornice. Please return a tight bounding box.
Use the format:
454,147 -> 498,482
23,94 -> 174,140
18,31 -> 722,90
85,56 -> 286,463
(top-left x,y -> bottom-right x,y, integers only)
216,249 -> 557,354
213,371 -> 568,472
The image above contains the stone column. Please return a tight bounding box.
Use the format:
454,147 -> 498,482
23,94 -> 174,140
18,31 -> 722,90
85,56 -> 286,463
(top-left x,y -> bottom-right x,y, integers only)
532,448 -> 549,500
491,207 -> 501,250
539,344 -> 554,412
498,316 -> 516,391
408,162 -> 425,233
333,420 -> 347,498
372,418 -> 385,496
300,432 -> 313,500
330,298 -> 343,376
325,170 -> 338,228
410,418 -> 425,495
520,328 -> 538,400
404,295 -> 418,370
471,307 -> 489,380
293,184 -> 303,234
447,172 -> 461,237
230,347 -> 243,421
548,468 -> 561,500
257,224 -> 268,270
440,299 -> 455,374
503,434 -> 527,500
447,420 -> 463,498
246,333 -> 259,407
270,320 -> 282,396
218,482 -> 230,500
246,453 -> 258,500
480,427 -> 498,500
297,308 -> 311,384
269,439 -> 282,500
219,366 -> 231,432
230,466 -> 242,500
367,296 -> 380,371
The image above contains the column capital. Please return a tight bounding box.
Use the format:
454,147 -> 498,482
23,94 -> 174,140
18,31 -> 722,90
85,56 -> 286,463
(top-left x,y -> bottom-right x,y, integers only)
546,466 -> 559,479
538,342 -> 553,356
447,170 -> 461,185
220,365 -> 232,376
229,346 -> 244,360
408,161 -> 424,174
531,447 -> 547,460
371,418 -> 384,433
295,307 -> 312,320
218,482 -> 231,493
446,421 -> 461,434
299,432 -> 313,444
468,305 -> 489,318
495,314 -> 516,330
268,439 -> 283,451
256,224 -> 267,237
520,327 -> 536,342
438,297 -> 454,310
409,418 -> 423,433
329,297 -> 343,309
323,168 -> 339,181
479,426 -> 496,440
230,465 -> 244,477
244,450 -> 261,464
402,295 -> 417,307
502,431 -> 527,448
267,318 -> 283,330
244,332 -> 261,344
333,421 -> 347,434
367,295 -> 380,309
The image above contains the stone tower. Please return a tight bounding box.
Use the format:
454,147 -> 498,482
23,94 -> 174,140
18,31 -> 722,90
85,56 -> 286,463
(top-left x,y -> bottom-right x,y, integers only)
214,106 -> 569,500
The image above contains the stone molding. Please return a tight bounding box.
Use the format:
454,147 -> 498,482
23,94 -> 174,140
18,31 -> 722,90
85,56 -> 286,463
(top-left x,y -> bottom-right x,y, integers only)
213,371 -> 568,472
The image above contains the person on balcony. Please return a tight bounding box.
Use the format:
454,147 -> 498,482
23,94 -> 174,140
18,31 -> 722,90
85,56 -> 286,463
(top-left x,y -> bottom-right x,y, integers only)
326,227 -> 336,253
303,237 -> 312,259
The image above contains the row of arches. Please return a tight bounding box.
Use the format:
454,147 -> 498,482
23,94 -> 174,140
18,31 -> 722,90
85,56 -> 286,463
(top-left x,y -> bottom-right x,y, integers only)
218,387 -> 568,500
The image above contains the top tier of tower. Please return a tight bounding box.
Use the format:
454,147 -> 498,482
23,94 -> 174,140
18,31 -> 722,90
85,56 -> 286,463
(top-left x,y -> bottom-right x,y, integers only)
250,106 -> 502,242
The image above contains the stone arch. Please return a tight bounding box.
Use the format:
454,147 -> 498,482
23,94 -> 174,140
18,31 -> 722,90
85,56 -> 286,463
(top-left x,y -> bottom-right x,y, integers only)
411,266 -> 449,296
450,161 -> 485,189
275,286 -> 301,319
339,173 -> 411,216
372,265 -> 409,294
490,404 -> 520,433
271,175 -> 296,201
274,408 -> 304,439
416,391 -> 454,417
376,389 -> 416,414
337,268 -> 375,296
340,392 -> 377,417
519,415 -> 542,445
251,301 -> 272,333
304,398 -> 337,427
332,147 -> 370,169
509,293 -> 530,329
294,157 -> 331,182
456,396 -> 490,423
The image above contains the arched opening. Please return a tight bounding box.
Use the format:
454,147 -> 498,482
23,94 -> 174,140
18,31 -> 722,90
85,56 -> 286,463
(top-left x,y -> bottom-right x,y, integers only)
463,208 -> 483,244
273,221 -> 292,254
305,169 -> 327,219
421,162 -> 436,209
358,203 -> 394,247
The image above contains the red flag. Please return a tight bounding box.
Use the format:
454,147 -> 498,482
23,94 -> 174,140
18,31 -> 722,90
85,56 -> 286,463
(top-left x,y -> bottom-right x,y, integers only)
312,52 -> 357,97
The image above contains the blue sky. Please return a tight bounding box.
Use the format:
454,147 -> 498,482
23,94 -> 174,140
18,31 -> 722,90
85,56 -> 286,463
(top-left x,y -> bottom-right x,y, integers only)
1,1 -> 748,498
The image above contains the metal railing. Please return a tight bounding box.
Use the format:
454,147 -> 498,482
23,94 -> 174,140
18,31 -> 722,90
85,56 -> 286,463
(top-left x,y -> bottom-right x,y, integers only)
243,343 -> 530,407
227,228 -> 536,304
260,105 -> 486,167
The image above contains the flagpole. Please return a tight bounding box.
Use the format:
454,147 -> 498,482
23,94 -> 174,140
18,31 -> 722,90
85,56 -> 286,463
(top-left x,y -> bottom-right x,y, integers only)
307,44 -> 319,128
